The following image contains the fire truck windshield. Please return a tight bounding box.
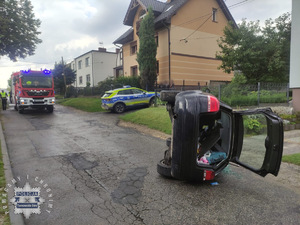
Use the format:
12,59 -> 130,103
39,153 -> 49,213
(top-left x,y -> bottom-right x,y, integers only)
21,76 -> 53,88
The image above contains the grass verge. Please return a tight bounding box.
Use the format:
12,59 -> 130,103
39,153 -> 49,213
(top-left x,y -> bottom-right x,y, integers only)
119,106 -> 172,135
57,97 -> 106,112
0,141 -> 11,225
282,153 -> 300,166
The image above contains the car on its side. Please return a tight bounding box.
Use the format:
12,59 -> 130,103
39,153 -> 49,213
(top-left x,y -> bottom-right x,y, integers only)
101,86 -> 159,113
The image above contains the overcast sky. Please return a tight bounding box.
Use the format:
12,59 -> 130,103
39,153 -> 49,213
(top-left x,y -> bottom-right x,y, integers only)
0,0 -> 292,89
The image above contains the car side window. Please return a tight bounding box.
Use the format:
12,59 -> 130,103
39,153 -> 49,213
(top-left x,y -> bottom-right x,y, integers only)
132,89 -> 143,94
118,89 -> 132,95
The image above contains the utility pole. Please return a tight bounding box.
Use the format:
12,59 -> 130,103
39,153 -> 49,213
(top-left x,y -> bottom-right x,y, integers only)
62,57 -> 67,98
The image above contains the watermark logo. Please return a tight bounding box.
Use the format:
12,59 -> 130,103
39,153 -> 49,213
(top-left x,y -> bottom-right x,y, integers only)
1,175 -> 53,219
10,182 -> 45,219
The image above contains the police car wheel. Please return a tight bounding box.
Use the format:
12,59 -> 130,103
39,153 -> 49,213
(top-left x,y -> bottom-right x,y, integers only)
157,159 -> 172,178
114,103 -> 125,113
149,97 -> 155,107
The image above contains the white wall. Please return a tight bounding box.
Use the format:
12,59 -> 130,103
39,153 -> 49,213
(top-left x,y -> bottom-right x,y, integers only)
92,52 -> 117,86
290,0 -> 300,88
73,51 -> 117,87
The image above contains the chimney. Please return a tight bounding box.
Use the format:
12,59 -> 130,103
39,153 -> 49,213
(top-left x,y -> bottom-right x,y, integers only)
98,47 -> 107,52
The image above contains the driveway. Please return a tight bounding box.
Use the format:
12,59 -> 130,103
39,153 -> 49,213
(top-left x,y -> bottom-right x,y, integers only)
1,105 -> 300,225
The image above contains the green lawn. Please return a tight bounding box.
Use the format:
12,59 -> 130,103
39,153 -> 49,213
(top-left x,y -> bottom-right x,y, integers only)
57,97 -> 106,112
282,153 -> 300,166
120,106 -> 172,135
0,142 -> 11,225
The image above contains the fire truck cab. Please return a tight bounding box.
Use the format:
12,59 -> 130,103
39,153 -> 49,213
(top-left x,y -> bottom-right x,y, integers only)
11,69 -> 55,113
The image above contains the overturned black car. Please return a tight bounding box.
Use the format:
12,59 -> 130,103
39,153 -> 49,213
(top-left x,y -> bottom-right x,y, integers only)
157,90 -> 283,182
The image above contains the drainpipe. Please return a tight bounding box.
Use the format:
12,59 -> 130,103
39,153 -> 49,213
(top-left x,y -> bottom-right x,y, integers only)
163,21 -> 171,87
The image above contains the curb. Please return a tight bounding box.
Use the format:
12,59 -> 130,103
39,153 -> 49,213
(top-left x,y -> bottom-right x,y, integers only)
0,122 -> 25,225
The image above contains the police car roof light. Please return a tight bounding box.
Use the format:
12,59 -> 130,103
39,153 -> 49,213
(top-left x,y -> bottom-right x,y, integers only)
123,85 -> 131,88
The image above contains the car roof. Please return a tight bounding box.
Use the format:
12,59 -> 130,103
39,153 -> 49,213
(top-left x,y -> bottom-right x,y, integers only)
106,87 -> 142,93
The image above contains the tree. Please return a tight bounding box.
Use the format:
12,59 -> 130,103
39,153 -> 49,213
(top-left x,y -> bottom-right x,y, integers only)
136,7 -> 157,90
52,61 -> 76,95
0,0 -> 42,61
216,13 -> 291,83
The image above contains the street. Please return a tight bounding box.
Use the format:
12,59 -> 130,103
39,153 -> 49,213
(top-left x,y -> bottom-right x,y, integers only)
1,105 -> 300,225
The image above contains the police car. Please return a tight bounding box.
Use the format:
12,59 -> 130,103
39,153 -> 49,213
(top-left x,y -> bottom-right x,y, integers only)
101,86 -> 159,113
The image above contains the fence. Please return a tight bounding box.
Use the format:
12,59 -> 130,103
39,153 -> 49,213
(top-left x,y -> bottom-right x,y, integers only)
59,81 -> 290,107
155,81 -> 290,107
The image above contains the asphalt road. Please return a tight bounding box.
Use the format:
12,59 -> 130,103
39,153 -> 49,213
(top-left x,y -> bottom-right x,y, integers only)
1,105 -> 300,225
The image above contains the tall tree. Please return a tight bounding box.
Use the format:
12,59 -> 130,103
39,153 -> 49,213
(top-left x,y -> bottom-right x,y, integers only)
0,0 -> 42,61
52,61 -> 76,94
216,13 -> 291,83
136,7 -> 157,90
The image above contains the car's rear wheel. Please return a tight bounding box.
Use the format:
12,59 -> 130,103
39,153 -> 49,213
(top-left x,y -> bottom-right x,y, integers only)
113,103 -> 125,113
149,97 -> 156,107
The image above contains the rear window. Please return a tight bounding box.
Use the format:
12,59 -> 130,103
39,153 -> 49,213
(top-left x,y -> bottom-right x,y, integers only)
103,92 -> 113,97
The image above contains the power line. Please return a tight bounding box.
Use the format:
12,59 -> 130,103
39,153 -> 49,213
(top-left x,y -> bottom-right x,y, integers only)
178,0 -> 255,41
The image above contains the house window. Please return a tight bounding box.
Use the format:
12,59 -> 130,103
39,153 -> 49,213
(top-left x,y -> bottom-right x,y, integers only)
86,74 -> 90,84
156,61 -> 159,75
79,76 -> 83,84
85,57 -> 90,67
130,41 -> 137,55
212,8 -> 217,22
155,34 -> 159,47
120,51 -> 123,61
131,66 -> 138,76
78,60 -> 82,69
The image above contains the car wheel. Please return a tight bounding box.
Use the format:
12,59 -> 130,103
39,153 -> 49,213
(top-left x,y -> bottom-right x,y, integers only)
113,103 -> 125,113
160,90 -> 180,103
157,159 -> 172,178
149,97 -> 156,107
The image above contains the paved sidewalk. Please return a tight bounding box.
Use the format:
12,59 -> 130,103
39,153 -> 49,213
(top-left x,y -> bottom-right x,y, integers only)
283,129 -> 300,155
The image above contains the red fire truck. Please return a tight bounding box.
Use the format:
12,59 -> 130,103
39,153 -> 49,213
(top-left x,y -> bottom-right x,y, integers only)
11,69 -> 55,113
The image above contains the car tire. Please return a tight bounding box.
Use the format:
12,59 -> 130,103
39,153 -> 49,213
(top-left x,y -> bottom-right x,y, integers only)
113,103 -> 125,113
149,97 -> 156,107
160,90 -> 180,103
157,159 -> 172,178
171,91 -> 205,182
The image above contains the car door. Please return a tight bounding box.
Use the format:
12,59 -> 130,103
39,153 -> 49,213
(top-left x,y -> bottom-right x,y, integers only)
131,88 -> 147,105
230,108 -> 284,177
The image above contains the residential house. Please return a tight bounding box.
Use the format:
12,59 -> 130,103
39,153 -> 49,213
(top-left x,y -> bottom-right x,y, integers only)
290,0 -> 300,111
71,48 -> 118,88
113,0 -> 237,87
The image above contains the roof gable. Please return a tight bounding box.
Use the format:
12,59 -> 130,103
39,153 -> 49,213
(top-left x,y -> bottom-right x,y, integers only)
123,0 -> 237,27
116,0 -> 237,44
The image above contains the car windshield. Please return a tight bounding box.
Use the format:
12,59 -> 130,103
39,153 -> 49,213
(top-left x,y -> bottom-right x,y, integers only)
21,75 -> 53,88
103,92 -> 113,97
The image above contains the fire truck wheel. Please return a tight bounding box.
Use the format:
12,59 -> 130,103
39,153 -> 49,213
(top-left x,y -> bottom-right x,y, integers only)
47,106 -> 54,113
18,109 -> 24,114
157,159 -> 172,178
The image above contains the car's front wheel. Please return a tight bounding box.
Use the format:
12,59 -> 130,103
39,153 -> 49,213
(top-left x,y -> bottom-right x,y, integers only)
113,103 -> 126,113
